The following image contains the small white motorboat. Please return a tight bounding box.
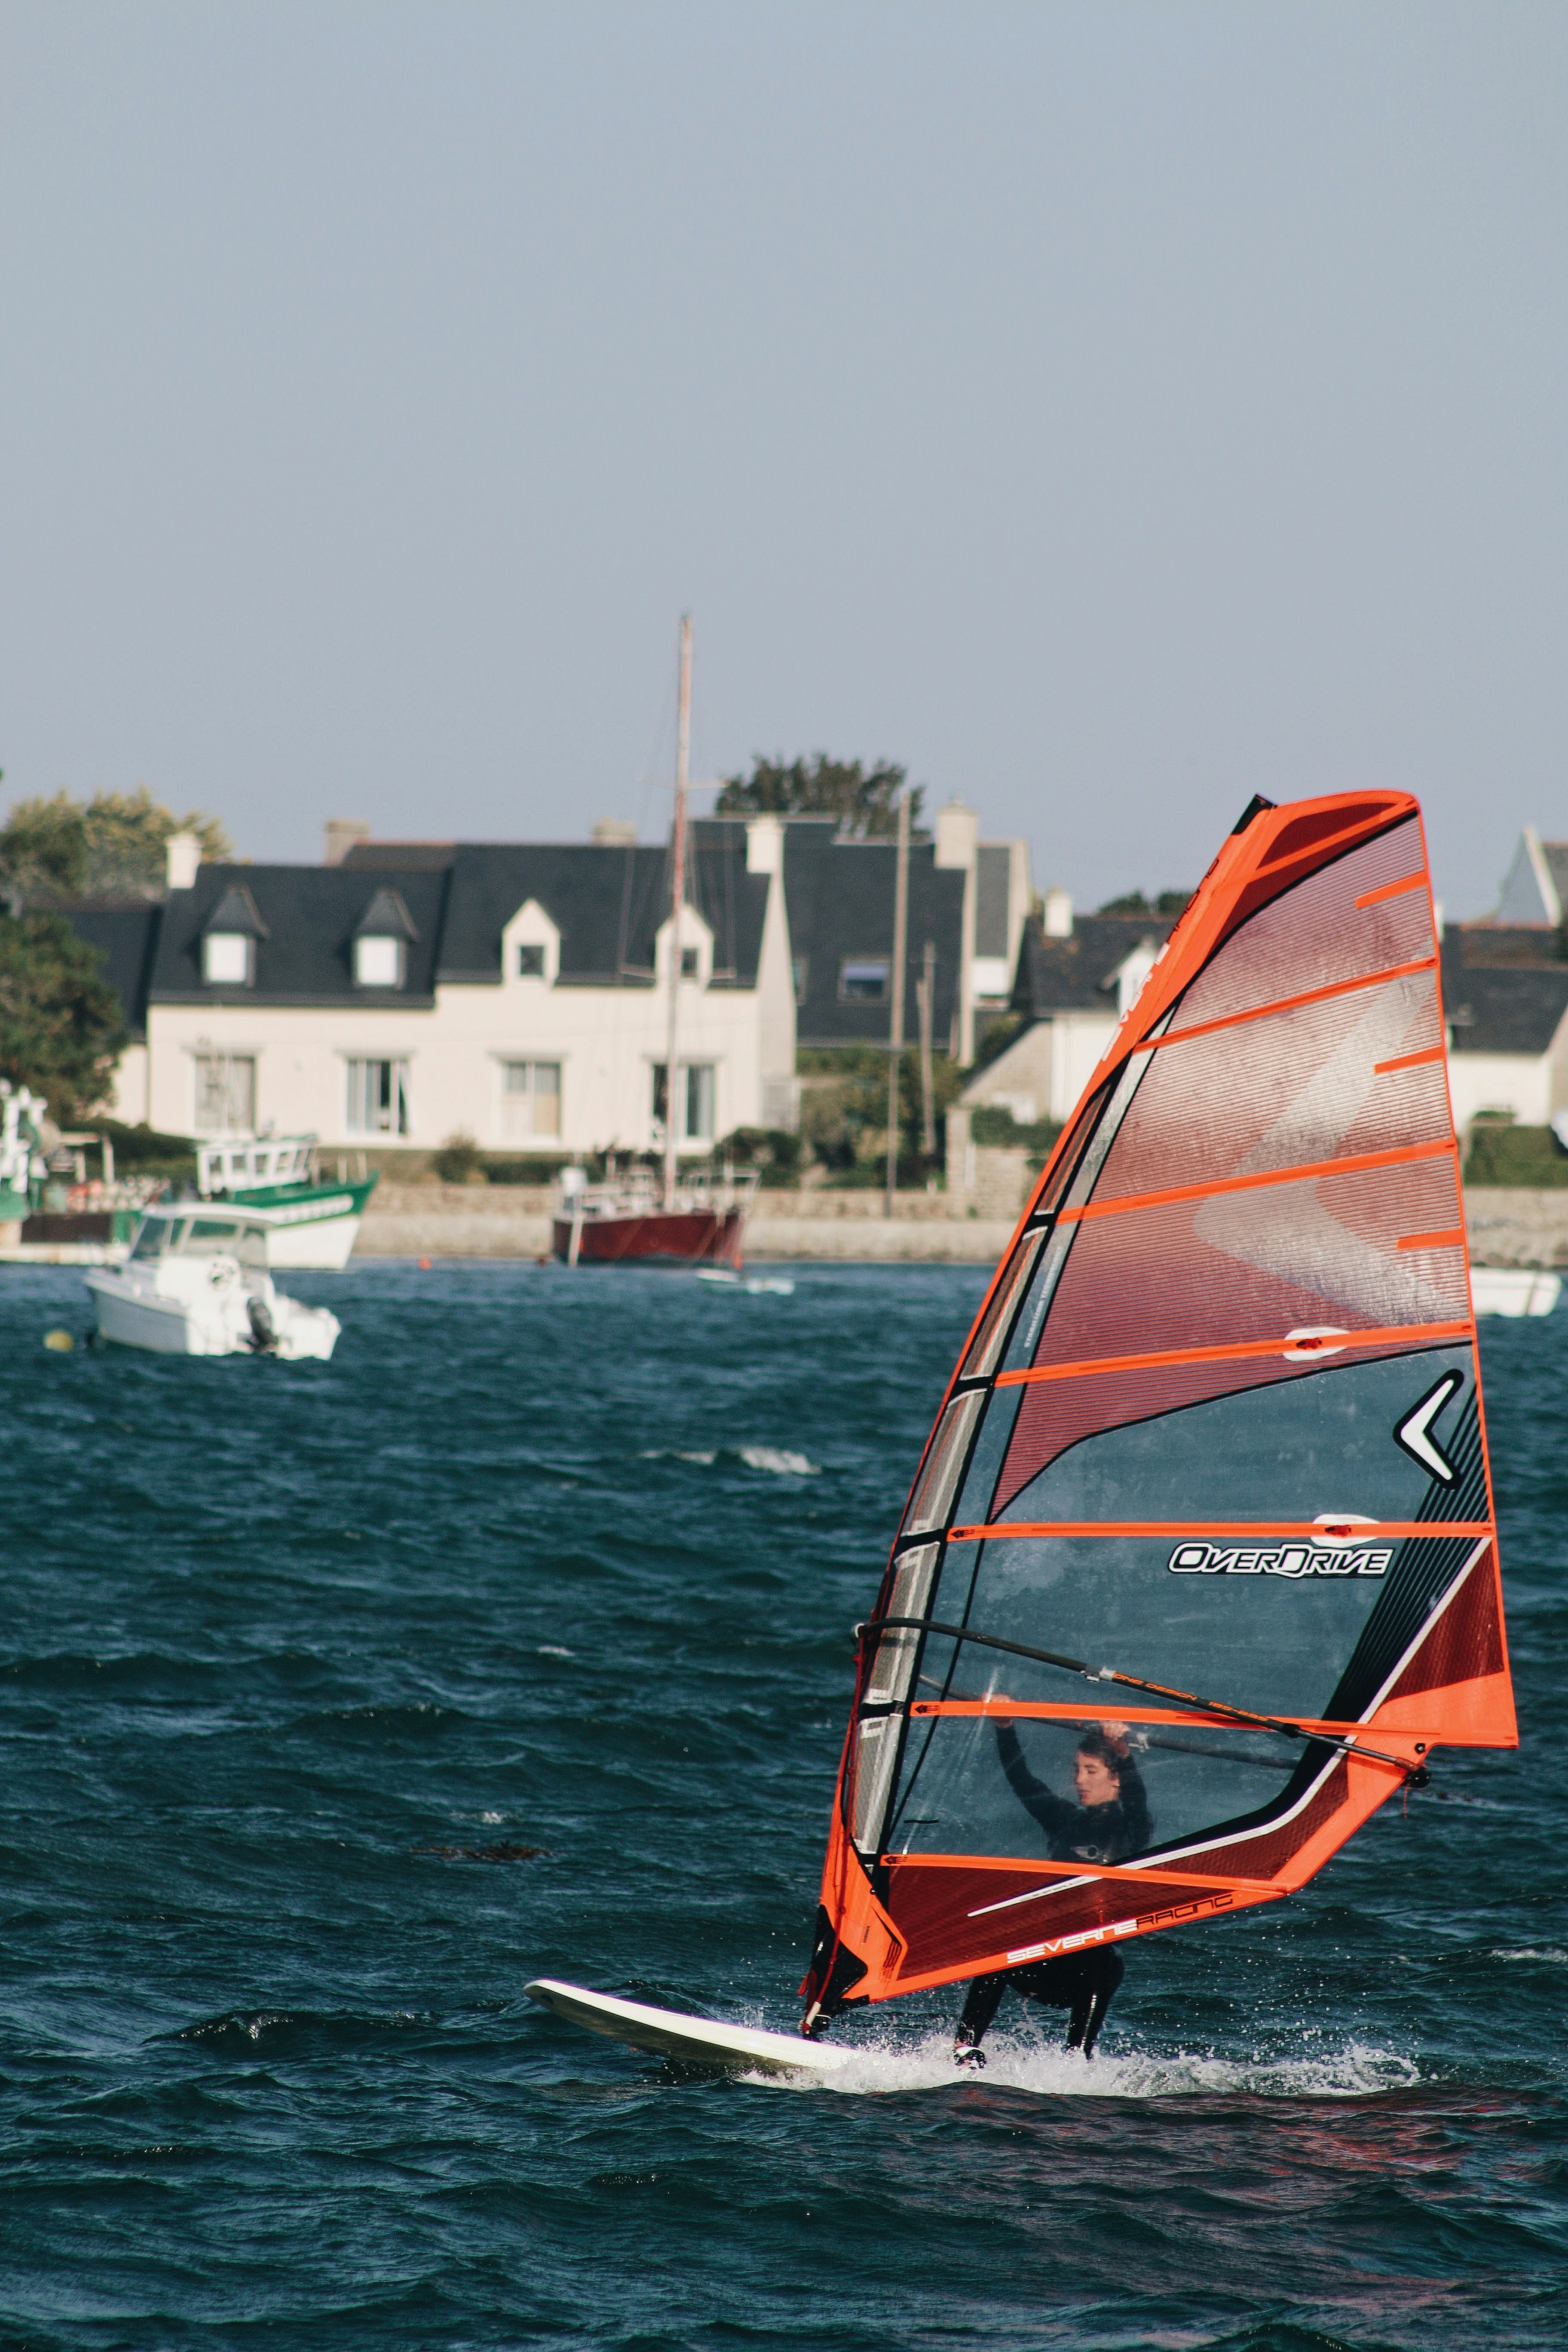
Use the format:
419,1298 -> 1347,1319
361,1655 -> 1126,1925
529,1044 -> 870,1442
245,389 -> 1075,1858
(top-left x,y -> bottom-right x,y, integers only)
1469,1267 -> 1562,1318
82,1204 -> 341,1359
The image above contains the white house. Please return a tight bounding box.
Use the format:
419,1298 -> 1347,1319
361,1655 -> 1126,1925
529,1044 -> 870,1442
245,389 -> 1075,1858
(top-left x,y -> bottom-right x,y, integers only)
73,798 -> 1035,1152
957,895 -> 1179,1127
102,819 -> 797,1157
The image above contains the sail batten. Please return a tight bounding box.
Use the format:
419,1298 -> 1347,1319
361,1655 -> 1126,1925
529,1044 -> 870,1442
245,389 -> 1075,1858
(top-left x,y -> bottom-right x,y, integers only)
802,792 -> 1513,2022
1055,1136 -> 1458,1225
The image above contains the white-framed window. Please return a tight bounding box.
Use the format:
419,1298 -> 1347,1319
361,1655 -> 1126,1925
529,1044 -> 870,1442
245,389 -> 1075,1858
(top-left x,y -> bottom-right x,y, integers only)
346,1057 -> 410,1136
652,1062 -> 715,1145
203,932 -> 254,986
680,946 -> 700,979
354,935 -> 404,988
499,1059 -> 561,1140
517,943 -> 546,978
194,1054 -> 256,1134
839,956 -> 890,1002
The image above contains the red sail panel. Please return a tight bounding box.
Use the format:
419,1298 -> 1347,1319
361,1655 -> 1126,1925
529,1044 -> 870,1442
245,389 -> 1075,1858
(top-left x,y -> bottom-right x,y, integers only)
802,791 -> 1513,2023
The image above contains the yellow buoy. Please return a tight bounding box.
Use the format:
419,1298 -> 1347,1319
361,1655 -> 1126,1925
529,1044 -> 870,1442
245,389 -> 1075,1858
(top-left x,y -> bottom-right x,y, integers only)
43,1328 -> 75,1352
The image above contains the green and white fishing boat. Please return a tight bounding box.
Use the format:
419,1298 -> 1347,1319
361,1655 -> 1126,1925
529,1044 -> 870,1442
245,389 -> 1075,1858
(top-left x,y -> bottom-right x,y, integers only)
196,1134 -> 378,1268
0,1081 -> 44,1230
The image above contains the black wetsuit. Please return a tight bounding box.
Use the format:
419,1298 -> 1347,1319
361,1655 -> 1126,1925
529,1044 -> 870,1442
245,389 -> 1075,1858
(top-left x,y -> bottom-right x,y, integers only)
995,1723 -> 1151,1865
955,1724 -> 1152,2059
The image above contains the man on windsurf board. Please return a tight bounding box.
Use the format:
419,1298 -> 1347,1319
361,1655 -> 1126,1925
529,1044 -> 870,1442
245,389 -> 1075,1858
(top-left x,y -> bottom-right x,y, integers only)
951,1720 -> 1151,2067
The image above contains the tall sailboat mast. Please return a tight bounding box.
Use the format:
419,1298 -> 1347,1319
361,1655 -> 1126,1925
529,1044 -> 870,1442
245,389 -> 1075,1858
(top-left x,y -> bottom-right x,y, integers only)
662,614 -> 693,1210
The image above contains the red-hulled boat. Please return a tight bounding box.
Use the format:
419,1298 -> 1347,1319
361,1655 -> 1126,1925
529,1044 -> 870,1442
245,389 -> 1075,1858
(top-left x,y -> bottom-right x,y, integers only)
551,613 -> 761,1272
550,1162 -> 757,1268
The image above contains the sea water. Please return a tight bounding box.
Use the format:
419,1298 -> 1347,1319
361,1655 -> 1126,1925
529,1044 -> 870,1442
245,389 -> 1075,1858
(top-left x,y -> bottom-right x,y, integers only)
1,1261 -> 1564,2349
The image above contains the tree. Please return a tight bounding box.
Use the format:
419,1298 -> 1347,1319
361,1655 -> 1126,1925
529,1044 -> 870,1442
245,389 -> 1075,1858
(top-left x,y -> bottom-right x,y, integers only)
1096,888 -> 1192,918
715,755 -> 925,839
0,786 -> 233,903
0,911 -> 128,1123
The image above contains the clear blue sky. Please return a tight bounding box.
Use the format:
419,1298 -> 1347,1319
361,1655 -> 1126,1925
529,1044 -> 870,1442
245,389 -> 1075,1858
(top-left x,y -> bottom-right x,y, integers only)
3,2 -> 1562,913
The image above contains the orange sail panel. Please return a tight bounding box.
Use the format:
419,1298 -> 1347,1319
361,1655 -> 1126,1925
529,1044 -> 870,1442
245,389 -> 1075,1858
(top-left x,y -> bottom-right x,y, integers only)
802,792 -> 1513,2021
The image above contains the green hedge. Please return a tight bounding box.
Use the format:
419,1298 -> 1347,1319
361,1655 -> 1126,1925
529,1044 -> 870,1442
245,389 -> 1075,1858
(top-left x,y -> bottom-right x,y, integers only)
1464,1124 -> 1568,1188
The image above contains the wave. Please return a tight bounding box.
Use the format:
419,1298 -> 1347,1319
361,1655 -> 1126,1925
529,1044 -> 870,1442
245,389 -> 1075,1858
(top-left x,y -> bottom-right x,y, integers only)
637,1444 -> 821,1476
754,2028 -> 1422,2101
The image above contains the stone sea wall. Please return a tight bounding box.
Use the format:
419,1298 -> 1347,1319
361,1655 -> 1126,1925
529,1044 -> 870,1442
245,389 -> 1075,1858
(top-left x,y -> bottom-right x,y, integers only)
354,1176 -> 1568,1268
356,1179 -> 1020,1262
1461,1187 -> 1568,1269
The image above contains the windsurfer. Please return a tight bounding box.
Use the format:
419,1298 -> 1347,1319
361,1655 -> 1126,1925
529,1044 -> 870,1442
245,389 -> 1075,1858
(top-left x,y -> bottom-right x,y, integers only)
952,1720 -> 1151,2067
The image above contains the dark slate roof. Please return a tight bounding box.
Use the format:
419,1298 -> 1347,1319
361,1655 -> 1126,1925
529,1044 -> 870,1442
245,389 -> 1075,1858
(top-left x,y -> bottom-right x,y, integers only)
1011,913 -> 1178,1016
782,821 -> 966,1048
432,824 -> 768,987
57,903 -> 164,1041
1452,924 -> 1568,968
149,865 -> 450,1006
974,844 -> 1011,958
340,842 -> 456,872
1442,932 -> 1568,1056
354,888 -> 420,941
203,884 -> 269,938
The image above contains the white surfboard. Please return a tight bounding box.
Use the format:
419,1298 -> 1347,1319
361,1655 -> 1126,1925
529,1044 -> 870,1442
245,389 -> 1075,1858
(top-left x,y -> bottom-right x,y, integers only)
524,1977 -> 851,2076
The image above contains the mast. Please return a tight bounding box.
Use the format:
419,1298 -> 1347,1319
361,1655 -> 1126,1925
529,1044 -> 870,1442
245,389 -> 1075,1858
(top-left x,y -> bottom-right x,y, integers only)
918,937 -> 936,1161
663,613 -> 693,1210
884,788 -> 911,1217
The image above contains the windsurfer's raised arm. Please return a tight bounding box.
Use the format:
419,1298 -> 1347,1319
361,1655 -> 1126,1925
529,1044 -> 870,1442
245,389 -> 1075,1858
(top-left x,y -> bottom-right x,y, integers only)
994,1719 -> 1078,1839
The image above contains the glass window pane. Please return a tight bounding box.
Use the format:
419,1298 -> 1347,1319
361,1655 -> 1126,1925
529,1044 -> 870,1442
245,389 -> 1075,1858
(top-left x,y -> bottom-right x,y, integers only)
685,1064 -> 714,1141
533,1063 -> 560,1135
183,1217 -> 244,1256
355,936 -> 401,987
203,933 -> 250,985
840,959 -> 890,1002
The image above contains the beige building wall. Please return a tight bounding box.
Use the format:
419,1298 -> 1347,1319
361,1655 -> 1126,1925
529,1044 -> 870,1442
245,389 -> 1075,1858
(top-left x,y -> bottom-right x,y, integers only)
140,861 -> 792,1154
1446,1048 -> 1555,1133
108,1044 -> 150,1124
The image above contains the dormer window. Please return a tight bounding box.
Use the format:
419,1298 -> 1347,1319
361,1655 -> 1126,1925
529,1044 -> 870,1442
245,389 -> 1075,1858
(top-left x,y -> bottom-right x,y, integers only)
681,946 -> 699,979
355,935 -> 404,988
351,888 -> 418,991
204,933 -> 253,985
518,943 -> 546,978
199,885 -> 268,987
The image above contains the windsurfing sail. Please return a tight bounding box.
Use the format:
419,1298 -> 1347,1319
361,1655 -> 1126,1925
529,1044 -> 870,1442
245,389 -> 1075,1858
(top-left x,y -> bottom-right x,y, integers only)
802,790 -> 1514,2026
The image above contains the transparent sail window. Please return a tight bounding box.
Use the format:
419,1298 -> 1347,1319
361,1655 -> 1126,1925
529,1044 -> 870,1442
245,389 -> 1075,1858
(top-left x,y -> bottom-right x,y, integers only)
851,1716 -> 903,1856
921,1531 -> 1391,1726
888,1712 -> 1311,1863
863,1544 -> 940,1707
962,1231 -> 1046,1382
903,1392 -> 987,1536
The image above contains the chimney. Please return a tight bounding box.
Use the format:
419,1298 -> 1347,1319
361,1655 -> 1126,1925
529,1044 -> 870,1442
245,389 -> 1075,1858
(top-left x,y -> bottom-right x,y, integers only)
1043,888 -> 1072,937
591,818 -> 638,847
744,816 -> 783,874
934,799 -> 978,871
165,831 -> 201,892
324,819 -> 371,866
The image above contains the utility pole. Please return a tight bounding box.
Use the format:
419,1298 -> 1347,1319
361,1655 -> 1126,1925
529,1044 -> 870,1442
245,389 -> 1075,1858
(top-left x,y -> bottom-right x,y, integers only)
662,614 -> 692,1211
885,790 -> 910,1218
917,938 -> 936,1163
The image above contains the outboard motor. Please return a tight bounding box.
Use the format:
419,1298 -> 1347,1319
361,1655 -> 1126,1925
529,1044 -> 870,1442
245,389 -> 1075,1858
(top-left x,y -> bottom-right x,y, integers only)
247,1293 -> 278,1354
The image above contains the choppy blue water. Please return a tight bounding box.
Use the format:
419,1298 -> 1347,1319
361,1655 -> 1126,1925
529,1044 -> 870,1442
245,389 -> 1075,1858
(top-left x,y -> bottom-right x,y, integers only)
2,1260 -> 1564,2349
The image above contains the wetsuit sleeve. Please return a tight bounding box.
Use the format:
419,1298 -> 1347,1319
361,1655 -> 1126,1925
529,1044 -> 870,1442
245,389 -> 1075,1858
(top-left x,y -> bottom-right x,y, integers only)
1116,1755 -> 1152,1853
995,1722 -> 1078,1842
